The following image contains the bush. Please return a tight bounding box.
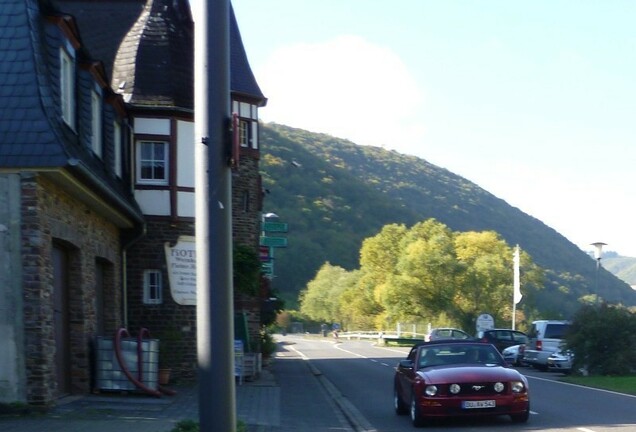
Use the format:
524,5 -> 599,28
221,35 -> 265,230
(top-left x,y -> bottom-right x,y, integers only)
567,303 -> 636,375
261,328 -> 277,358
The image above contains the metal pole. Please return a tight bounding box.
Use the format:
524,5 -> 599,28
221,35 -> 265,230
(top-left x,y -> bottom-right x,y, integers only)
195,1 -> 235,431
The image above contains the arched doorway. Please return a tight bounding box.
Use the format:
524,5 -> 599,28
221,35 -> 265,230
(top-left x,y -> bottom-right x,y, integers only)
52,244 -> 71,397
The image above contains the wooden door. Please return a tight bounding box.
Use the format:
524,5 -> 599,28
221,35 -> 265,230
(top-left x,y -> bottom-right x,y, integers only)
53,245 -> 71,396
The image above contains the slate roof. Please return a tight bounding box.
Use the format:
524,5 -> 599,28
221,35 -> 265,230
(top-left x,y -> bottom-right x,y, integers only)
229,6 -> 266,104
0,0 -> 144,225
0,0 -> 68,167
54,0 -> 266,111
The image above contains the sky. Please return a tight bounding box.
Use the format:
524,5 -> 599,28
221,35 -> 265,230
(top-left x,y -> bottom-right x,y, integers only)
225,0 -> 635,257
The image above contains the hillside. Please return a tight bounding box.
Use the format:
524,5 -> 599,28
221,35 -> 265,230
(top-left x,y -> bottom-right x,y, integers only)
603,254 -> 636,287
259,123 -> 636,318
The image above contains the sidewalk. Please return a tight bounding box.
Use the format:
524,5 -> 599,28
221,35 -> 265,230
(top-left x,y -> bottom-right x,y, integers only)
0,340 -> 364,431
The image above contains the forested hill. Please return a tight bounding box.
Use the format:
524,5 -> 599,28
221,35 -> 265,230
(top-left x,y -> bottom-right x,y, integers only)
259,122 -> 636,317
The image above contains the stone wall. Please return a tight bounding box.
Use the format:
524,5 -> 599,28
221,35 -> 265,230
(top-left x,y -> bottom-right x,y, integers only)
125,218 -> 198,378
0,174 -> 27,403
21,173 -> 122,404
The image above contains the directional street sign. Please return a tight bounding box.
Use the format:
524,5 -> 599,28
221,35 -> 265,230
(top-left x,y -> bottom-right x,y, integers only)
260,236 -> 287,248
261,262 -> 273,274
263,222 -> 288,233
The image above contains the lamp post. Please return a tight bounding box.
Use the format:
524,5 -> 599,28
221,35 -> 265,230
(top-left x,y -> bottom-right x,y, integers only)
261,213 -> 280,279
261,212 -> 279,235
591,242 -> 606,304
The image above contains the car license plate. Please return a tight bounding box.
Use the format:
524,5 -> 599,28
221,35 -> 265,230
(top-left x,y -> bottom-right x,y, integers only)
462,400 -> 496,409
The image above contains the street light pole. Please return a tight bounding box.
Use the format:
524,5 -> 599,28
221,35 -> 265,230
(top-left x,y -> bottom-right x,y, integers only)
195,1 -> 235,431
591,242 -> 606,305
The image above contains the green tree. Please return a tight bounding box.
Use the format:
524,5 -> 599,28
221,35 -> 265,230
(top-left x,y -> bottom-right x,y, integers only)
299,263 -> 352,325
567,303 -> 636,375
339,271 -> 382,330
378,220 -> 459,325
452,231 -> 515,329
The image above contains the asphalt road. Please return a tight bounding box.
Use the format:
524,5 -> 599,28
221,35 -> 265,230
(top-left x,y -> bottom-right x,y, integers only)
282,335 -> 636,431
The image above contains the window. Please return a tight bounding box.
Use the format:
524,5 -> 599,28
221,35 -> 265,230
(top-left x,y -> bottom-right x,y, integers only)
242,190 -> 250,212
239,120 -> 249,148
60,48 -> 75,129
91,90 -> 102,157
113,121 -> 122,177
232,100 -> 259,150
137,141 -> 168,184
143,270 -> 163,304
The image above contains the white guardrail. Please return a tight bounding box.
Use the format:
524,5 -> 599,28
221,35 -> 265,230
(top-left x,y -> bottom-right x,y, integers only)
338,331 -> 427,341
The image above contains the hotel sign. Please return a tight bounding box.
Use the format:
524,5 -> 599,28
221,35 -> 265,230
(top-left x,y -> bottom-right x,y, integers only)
164,236 -> 197,306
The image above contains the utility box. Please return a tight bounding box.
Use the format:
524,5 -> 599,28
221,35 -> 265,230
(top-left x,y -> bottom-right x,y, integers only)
95,336 -> 159,391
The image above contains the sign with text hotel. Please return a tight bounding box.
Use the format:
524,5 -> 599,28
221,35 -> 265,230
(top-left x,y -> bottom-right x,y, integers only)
164,236 -> 197,305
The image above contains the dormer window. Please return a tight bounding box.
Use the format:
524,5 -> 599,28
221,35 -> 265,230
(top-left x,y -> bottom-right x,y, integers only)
91,89 -> 102,157
60,47 -> 75,129
137,140 -> 168,185
113,121 -> 122,178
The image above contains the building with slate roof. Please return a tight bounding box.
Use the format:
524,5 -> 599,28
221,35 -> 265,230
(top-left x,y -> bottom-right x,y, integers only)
0,0 -> 266,406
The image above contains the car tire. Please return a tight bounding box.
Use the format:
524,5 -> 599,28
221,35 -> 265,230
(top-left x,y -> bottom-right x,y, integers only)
510,407 -> 530,423
394,385 -> 408,415
410,392 -> 427,427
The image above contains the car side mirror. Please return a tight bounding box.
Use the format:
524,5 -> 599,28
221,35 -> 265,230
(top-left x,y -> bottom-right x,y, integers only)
398,359 -> 414,369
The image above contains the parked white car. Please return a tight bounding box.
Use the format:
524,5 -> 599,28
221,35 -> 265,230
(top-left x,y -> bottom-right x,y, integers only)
523,320 -> 571,371
502,344 -> 525,366
424,328 -> 473,342
547,350 -> 573,374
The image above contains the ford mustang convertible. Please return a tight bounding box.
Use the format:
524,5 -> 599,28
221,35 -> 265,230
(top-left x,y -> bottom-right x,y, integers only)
394,340 -> 530,427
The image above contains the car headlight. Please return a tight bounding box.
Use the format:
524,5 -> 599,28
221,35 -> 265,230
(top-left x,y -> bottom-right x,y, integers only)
494,382 -> 505,393
511,381 -> 525,393
425,385 -> 438,396
449,384 -> 461,394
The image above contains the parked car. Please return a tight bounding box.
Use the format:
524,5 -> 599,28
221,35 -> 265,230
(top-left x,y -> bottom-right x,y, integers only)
394,340 -> 530,426
547,350 -> 573,374
477,329 -> 528,353
502,344 -> 526,366
425,328 -> 473,341
523,320 -> 571,371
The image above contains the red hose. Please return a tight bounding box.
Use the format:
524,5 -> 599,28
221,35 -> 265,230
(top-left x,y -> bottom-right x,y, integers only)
114,328 -> 162,397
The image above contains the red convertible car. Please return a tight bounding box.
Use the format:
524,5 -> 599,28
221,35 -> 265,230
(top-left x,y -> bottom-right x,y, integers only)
394,340 -> 530,427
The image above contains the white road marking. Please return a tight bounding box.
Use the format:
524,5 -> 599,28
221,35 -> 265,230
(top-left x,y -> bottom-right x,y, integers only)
577,428 -> 597,432
289,345 -> 309,360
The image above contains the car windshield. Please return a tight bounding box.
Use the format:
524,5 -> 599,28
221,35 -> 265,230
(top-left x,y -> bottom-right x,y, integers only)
418,344 -> 503,368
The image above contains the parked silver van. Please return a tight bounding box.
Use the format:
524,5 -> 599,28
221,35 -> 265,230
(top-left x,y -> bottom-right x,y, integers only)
523,320 -> 571,370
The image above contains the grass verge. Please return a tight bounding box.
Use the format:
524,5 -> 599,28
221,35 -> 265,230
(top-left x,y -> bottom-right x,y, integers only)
559,375 -> 636,396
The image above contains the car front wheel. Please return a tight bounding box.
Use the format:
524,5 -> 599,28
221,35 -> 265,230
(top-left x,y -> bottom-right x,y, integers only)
410,393 -> 427,427
394,384 -> 408,415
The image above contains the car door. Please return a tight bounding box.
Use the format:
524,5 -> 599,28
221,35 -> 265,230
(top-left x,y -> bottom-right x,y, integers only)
491,330 -> 514,352
396,346 -> 419,402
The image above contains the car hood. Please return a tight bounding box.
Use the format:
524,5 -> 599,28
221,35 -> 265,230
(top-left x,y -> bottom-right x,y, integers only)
418,365 -> 523,383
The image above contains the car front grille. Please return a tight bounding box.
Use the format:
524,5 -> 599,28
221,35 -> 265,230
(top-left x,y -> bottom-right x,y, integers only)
444,382 -> 506,396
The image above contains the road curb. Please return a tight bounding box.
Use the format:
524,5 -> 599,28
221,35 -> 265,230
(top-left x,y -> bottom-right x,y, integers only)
305,360 -> 377,432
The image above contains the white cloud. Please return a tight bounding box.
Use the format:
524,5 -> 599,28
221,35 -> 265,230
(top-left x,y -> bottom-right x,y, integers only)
256,35 -> 426,151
